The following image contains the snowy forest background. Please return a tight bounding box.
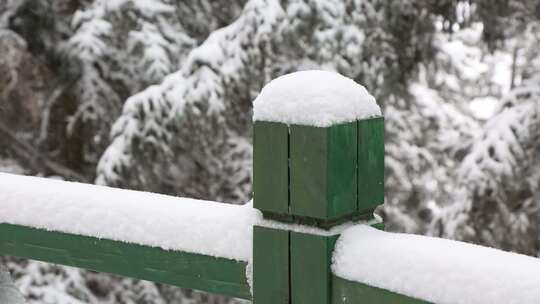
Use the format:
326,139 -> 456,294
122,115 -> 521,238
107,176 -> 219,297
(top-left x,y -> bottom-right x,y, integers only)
0,0 -> 539,303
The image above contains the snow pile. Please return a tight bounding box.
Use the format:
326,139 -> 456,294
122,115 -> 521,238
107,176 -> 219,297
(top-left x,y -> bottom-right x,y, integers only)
253,70 -> 381,127
332,225 -> 540,304
0,173 -> 258,262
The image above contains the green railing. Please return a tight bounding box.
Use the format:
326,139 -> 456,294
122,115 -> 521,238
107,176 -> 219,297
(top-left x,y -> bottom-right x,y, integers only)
1,72 -> 424,303
0,114 -> 422,303
0,223 -> 250,299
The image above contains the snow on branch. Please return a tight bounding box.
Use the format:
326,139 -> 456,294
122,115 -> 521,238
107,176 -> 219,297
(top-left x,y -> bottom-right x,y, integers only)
96,0 -> 284,199
459,75 -> 540,197
66,0 -> 196,151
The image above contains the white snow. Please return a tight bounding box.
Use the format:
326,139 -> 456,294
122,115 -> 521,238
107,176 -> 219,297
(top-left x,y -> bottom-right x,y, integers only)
469,96 -> 498,120
0,173 -> 257,262
332,225 -> 540,304
253,70 -> 381,127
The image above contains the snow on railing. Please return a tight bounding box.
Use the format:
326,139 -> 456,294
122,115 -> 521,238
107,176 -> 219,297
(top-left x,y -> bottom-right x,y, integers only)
333,225 -> 540,304
3,70 -> 540,304
0,172 -> 255,261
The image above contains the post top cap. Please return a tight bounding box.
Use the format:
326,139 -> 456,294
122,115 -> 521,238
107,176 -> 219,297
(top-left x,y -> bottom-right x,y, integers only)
253,70 -> 381,127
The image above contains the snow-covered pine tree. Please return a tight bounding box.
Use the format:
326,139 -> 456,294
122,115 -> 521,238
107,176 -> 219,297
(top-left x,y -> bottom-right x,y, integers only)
96,0 -> 285,201
6,0 -> 245,177
66,0 -> 200,162
96,0 -> 447,205
381,18 -> 521,234
442,21 -> 540,255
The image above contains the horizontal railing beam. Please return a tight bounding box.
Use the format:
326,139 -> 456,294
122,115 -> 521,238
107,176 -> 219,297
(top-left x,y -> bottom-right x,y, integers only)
331,275 -> 427,304
0,223 -> 251,300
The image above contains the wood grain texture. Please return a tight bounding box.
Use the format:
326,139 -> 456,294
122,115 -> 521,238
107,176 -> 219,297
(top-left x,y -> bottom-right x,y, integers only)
357,117 -> 384,213
0,223 -> 251,299
253,226 -> 290,304
332,275 -> 428,304
291,232 -> 338,304
290,122 -> 357,221
253,121 -> 289,214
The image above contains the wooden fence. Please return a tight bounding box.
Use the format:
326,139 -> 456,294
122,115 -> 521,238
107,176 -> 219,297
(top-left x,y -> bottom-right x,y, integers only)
251,117 -> 407,304
0,223 -> 251,299
0,71 -> 430,303
0,112 -> 425,303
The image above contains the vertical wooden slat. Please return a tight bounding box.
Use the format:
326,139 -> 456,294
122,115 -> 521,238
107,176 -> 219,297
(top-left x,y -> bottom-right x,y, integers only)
290,232 -> 337,304
290,122 -> 357,220
290,124 -> 327,218
253,121 -> 289,214
253,226 -> 290,304
357,117 -> 384,213
327,122 -> 358,218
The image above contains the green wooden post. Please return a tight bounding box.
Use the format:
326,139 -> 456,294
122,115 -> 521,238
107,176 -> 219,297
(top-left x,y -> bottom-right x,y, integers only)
253,115 -> 384,304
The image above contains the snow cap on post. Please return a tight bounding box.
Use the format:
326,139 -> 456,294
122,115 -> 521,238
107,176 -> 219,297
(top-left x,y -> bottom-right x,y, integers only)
253,70 -> 384,227
252,71 -> 385,304
253,70 -> 381,127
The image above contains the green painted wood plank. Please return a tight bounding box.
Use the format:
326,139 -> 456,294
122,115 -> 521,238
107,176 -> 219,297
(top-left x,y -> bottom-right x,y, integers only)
290,122 -> 357,221
332,275 -> 429,304
357,117 -> 384,213
290,231 -> 337,304
253,226 -> 289,304
0,223 -> 251,299
253,121 -> 289,214
326,123 -> 358,219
